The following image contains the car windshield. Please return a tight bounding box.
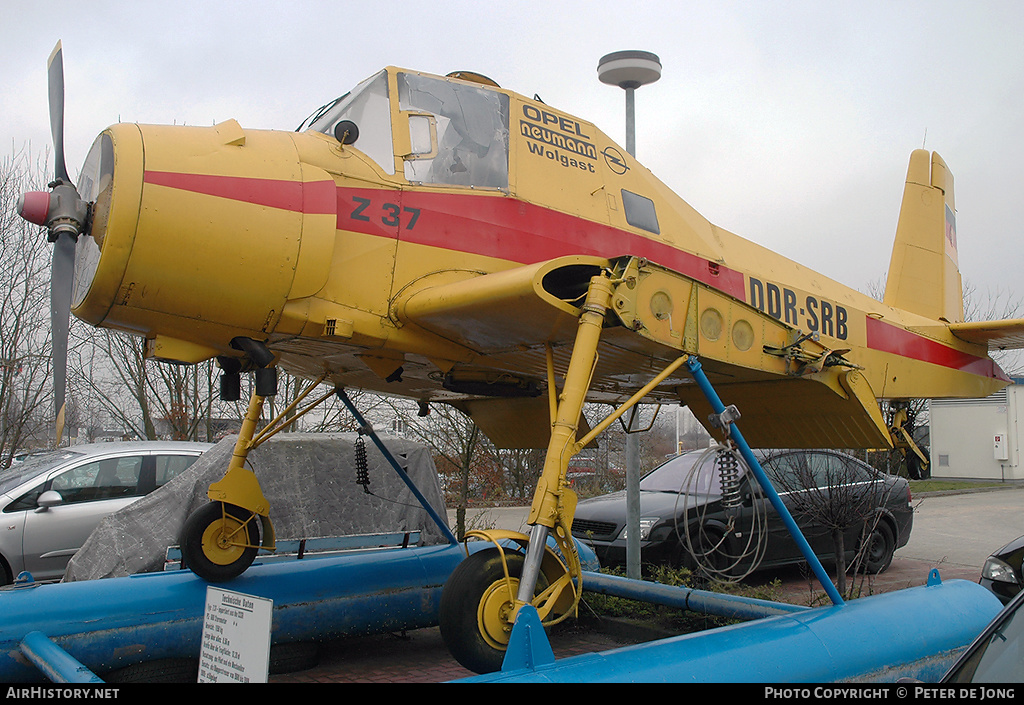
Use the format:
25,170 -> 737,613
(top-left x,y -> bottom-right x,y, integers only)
946,599 -> 1024,682
639,450 -> 748,496
0,450 -> 83,496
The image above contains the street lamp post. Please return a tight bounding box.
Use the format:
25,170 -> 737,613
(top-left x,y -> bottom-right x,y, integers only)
597,50 -> 661,580
598,51 -> 662,158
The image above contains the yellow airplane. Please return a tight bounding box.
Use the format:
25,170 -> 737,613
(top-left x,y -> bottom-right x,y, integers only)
19,42 -> 1024,673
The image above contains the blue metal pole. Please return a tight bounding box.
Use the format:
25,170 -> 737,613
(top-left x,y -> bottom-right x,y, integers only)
462,578 -> 1002,683
19,632 -> 104,684
582,571 -> 808,620
336,389 -> 458,545
0,543 -> 467,681
684,356 -> 845,606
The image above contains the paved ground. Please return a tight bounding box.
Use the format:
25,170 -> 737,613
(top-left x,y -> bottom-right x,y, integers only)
271,487 -> 1017,683
269,554 -> 983,684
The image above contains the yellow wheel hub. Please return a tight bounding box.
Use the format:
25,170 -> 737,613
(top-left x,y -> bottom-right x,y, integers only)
476,576 -> 519,650
200,513 -> 252,566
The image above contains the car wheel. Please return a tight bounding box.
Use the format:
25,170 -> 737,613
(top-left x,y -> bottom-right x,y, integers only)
104,658 -> 199,683
439,548 -> 549,675
674,526 -> 730,578
862,521 -> 895,574
179,502 -> 260,582
269,641 -> 321,674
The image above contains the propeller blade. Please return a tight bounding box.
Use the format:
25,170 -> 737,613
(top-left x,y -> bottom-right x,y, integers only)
51,231 -> 76,445
47,41 -> 70,184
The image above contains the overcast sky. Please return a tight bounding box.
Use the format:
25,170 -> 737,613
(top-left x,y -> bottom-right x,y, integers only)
3,0 -> 1022,306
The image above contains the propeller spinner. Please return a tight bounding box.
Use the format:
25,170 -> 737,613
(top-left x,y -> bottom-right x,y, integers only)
16,41 -> 91,446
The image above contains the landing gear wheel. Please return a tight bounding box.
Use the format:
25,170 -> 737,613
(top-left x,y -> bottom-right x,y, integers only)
862,521 -> 895,574
180,502 -> 260,582
439,548 -> 547,675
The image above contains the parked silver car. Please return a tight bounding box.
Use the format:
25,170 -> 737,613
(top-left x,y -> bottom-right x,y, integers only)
0,441 -> 211,584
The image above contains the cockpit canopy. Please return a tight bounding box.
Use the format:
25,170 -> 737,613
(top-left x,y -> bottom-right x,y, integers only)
302,69 -> 510,190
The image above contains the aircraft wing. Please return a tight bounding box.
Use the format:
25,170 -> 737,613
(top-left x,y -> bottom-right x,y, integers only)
949,318 -> 1024,351
391,255 -> 894,450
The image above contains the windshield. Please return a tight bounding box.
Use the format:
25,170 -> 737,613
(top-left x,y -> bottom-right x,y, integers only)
397,72 -> 509,189
946,599 -> 1024,682
639,450 -> 744,495
302,70 -> 395,175
0,450 -> 82,496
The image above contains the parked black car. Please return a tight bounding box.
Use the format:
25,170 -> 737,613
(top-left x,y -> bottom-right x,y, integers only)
941,586 -> 1024,683
571,446 -> 914,578
980,535 -> 1024,604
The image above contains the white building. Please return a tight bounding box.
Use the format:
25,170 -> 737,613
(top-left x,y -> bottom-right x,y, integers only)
929,379 -> 1023,481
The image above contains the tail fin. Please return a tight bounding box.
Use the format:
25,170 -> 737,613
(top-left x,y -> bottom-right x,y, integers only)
883,150 -> 964,323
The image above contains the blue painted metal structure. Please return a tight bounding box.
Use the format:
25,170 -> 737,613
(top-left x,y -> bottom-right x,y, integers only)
0,543 -> 465,682
582,571 -> 809,620
463,574 -> 1003,682
684,356 -> 844,606
335,389 -> 459,546
463,355 -> 1000,682
0,538 -> 600,682
19,632 -> 103,684
0,363 -> 1002,683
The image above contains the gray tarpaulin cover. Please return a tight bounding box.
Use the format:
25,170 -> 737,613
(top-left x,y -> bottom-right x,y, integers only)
64,433 -> 449,581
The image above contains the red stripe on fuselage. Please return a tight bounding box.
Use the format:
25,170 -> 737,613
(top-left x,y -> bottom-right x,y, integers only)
335,186 -> 748,299
866,317 -> 1009,380
142,172 -> 1004,382
144,171 -> 336,214
142,172 -> 742,295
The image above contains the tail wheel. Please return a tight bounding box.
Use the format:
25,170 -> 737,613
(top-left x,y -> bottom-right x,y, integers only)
180,502 -> 259,582
439,548 -> 549,675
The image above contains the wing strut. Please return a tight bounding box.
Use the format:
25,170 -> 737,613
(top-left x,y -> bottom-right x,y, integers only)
440,268 -> 845,674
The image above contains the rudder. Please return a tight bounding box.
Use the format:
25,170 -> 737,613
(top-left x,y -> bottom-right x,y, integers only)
883,149 -> 964,323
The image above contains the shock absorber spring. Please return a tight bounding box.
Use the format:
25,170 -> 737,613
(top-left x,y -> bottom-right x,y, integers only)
718,447 -> 742,511
355,433 -> 370,493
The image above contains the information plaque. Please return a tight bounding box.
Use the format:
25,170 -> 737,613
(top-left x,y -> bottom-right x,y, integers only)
198,587 -> 273,683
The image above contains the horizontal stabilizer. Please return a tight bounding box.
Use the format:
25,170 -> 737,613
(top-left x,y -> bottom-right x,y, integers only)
950,318 -> 1024,351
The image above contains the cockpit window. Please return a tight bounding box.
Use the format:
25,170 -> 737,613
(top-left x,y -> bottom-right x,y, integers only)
397,72 -> 509,189
302,70 -> 395,175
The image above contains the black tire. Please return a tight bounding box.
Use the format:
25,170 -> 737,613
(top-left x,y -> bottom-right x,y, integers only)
907,453 -> 924,480
104,658 -> 199,683
675,526 -> 730,578
269,641 -> 321,674
862,521 -> 895,574
180,502 -> 259,582
439,548 -> 537,675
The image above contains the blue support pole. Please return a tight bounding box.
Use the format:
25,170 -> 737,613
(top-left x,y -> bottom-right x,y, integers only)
461,578 -> 1002,683
582,571 -> 808,620
684,356 -> 845,606
19,632 -> 104,684
335,389 -> 459,545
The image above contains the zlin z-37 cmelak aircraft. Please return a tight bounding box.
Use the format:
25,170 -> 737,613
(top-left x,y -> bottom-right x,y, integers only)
19,42 -> 1024,673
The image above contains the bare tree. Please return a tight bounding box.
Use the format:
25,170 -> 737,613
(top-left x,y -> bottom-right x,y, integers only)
70,328 -> 159,439
764,451 -> 897,598
0,149 -> 53,464
963,281 -> 1024,376
387,400 -> 489,539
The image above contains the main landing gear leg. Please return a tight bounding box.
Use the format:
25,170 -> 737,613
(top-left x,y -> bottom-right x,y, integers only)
440,273 -> 615,674
180,389 -> 275,582
441,273 -> 848,673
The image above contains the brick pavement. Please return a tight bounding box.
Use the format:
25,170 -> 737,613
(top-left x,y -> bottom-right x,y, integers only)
270,555 -> 986,684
